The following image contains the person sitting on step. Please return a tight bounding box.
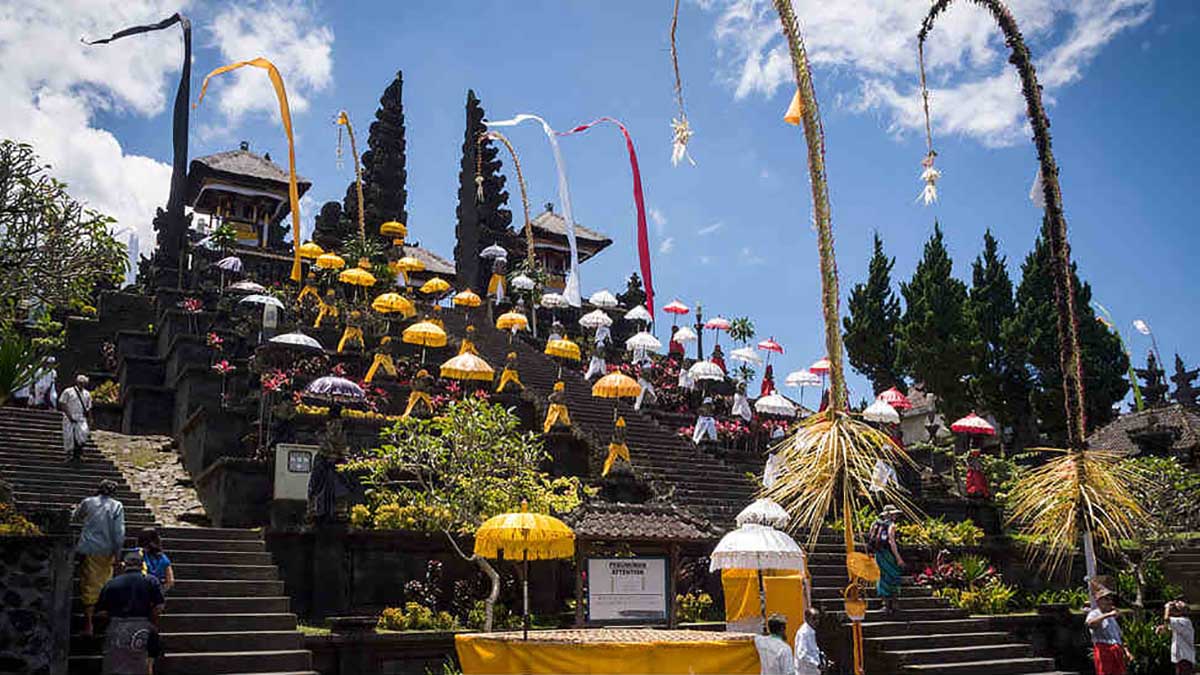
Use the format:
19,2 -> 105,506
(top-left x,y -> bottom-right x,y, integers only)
496,352 -> 524,393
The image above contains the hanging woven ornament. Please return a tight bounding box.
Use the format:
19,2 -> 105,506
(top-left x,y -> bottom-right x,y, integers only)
919,151 -> 940,206
669,0 -> 696,167
1029,167 -> 1045,208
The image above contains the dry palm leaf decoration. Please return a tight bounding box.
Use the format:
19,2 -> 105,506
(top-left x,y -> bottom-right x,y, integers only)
669,0 -> 695,166
918,0 -> 1150,583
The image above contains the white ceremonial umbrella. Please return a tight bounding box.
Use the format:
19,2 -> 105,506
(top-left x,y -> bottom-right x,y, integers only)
709,522 -> 806,634
625,331 -> 662,352
480,243 -> 508,260
730,346 -> 764,366
238,294 -> 284,310
579,309 -> 613,329
226,281 -> 266,294
541,292 -> 568,309
755,393 -> 798,418
785,369 -> 822,410
672,325 -> 698,343
624,305 -> 652,324
735,498 -> 791,529
511,274 -> 536,291
588,289 -> 618,308
863,399 -> 900,425
268,332 -> 324,351
688,360 -> 725,383
305,376 -> 365,399
216,255 -> 243,272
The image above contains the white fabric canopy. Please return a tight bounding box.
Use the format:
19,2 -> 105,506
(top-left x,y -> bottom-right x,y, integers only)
625,331 -> 662,352
729,346 -> 763,366
510,274 -> 536,291
863,399 -> 900,424
710,523 -> 805,571
736,499 -> 791,528
688,360 -> 725,382
305,376 -> 365,398
755,393 -> 798,418
238,294 -> 284,310
579,309 -> 613,329
226,281 -> 266,294
785,370 -> 822,387
269,332 -> 323,350
672,325 -> 698,343
216,255 -> 243,272
480,243 -> 508,259
588,289 -> 618,308
540,292 -> 568,309
624,305 -> 652,323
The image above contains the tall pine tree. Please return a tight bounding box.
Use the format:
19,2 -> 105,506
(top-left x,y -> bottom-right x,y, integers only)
896,223 -> 973,418
343,71 -> 409,248
453,90 -> 512,292
1005,218 -> 1129,442
966,230 -> 1031,440
843,233 -> 902,394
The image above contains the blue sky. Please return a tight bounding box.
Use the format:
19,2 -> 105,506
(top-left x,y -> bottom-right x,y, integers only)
4,1 -> 1196,404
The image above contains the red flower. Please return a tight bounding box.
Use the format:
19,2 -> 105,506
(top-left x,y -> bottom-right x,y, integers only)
212,359 -> 235,376
181,297 -> 203,313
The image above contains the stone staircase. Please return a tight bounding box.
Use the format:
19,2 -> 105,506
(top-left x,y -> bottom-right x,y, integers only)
1165,539 -> 1200,604
0,407 -> 315,675
445,310 -> 758,528
801,532 -> 1074,675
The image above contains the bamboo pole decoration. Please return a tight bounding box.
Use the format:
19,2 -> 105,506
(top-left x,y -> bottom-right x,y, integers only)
668,0 -> 695,166
919,0 -> 1086,450
336,111 -> 366,242
771,0 -> 846,412
476,130 -> 536,270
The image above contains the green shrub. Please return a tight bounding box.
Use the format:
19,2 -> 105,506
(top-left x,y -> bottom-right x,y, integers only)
676,592 -> 716,623
377,602 -> 461,631
1118,562 -> 1183,606
934,578 -> 1016,615
1121,615 -> 1171,675
898,516 -> 985,553
465,600 -> 521,630
1014,587 -> 1089,610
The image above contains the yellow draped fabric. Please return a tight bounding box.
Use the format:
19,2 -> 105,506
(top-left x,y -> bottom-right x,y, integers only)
455,633 -> 758,675
496,368 -> 523,393
197,57 -> 303,281
337,326 -> 364,353
721,569 -> 806,648
458,338 -> 478,356
403,391 -> 433,418
364,353 -> 397,383
314,301 -> 338,328
543,404 -> 570,433
602,442 -> 630,477
487,273 -> 506,298
296,284 -> 320,305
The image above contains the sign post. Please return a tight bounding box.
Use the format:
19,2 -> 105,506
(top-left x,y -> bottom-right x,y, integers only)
585,557 -> 669,624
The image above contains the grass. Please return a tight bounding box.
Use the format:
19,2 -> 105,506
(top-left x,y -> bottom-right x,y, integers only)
296,623 -> 332,636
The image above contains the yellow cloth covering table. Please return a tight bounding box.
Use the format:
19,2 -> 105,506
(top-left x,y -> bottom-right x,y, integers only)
722,569 -> 806,648
456,629 -> 759,675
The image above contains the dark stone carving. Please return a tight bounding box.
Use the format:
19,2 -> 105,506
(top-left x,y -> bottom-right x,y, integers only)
1136,351 -> 1169,407
454,90 -> 512,293
342,71 -> 409,249
1171,353 -> 1199,408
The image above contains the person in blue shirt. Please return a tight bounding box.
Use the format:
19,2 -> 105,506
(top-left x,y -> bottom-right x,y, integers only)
137,528 -> 174,592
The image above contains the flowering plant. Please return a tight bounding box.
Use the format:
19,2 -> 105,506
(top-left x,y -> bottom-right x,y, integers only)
261,369 -> 291,392
206,332 -> 224,350
212,359 -> 236,376
181,297 -> 203,313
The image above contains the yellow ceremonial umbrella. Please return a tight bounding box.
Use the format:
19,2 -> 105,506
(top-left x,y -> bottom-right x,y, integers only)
474,504 -> 575,639
496,311 -> 529,332
371,292 -> 415,318
544,338 -> 581,361
440,351 -> 494,382
315,252 -> 346,270
297,241 -> 324,259
338,265 -> 376,287
379,220 -> 407,241
419,276 -> 451,296
452,289 -> 482,308
390,255 -> 426,286
402,320 -> 447,362
592,371 -> 641,422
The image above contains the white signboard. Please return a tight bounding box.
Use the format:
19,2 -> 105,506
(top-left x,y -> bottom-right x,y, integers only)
587,557 -> 668,623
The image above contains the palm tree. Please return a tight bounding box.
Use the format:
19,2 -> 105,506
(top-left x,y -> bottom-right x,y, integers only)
918,0 -> 1147,588
764,3 -> 916,672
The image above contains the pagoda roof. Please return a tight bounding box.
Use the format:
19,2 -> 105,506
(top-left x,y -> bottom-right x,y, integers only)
187,147 -> 311,202
400,244 -> 455,276
529,204 -> 611,248
1087,403 -> 1200,456
566,501 -> 719,543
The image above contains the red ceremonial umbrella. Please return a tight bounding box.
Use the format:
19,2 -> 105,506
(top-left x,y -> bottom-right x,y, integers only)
877,386 -> 912,411
950,412 -> 995,436
664,299 -> 689,327
757,337 -> 784,366
809,356 -> 832,401
705,316 -> 731,347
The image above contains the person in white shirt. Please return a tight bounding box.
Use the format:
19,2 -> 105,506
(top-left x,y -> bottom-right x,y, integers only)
794,608 -> 824,675
754,614 -> 796,675
1158,600 -> 1195,674
58,374 -> 93,462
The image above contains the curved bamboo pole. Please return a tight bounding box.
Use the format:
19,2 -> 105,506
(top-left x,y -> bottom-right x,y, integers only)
336,111 -> 366,243
476,131 -> 536,270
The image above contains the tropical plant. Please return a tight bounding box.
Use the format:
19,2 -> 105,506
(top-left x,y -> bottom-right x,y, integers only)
934,578 -> 1016,615
1121,615 -> 1171,675
918,0 -> 1149,589
345,397 -> 590,631
1116,456 -> 1200,608
1014,586 -> 1089,610
208,222 -> 237,252
0,330 -> 45,406
728,317 -> 755,345
377,603 -> 460,632
898,516 -> 985,557
0,140 -> 127,321
764,3 -> 917,669
0,501 -> 42,537
843,233 -> 903,394
676,592 -> 716,623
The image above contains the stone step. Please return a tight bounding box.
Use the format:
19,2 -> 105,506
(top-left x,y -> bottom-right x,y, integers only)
0,460 -> 125,478
867,632 -> 1016,651
890,644 -> 1033,666
19,499 -> 154,518
163,537 -> 267,552
900,657 -> 1060,675
74,612 -> 299,633
862,619 -> 993,638
172,563 -> 279,581
14,491 -> 146,508
69,649 -> 313,675
160,526 -> 262,540
166,579 -> 286,597
168,549 -> 275,566
74,596 -> 292,615
73,630 -> 304,654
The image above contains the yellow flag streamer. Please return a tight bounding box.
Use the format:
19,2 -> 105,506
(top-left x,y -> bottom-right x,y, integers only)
196,58 -> 304,282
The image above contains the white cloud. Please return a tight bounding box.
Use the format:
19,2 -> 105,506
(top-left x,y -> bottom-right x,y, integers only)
207,0 -> 334,121
697,221 -> 724,235
698,255 -> 712,265
708,0 -> 1152,146
0,1 -> 184,249
649,207 -> 667,237
659,237 -> 676,254
739,246 -> 765,265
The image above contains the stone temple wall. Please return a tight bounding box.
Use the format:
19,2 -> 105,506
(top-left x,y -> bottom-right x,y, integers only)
0,533 -> 73,675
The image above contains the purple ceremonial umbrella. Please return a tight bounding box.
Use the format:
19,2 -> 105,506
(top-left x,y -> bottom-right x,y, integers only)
305,376 -> 365,399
